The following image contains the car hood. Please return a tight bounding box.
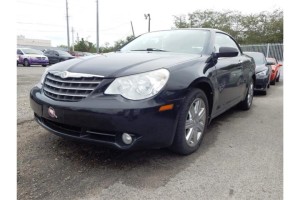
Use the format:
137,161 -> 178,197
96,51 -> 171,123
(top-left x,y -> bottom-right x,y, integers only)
47,52 -> 201,77
255,64 -> 268,73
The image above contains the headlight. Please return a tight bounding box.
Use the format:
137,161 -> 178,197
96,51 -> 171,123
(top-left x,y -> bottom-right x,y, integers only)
40,68 -> 49,84
256,70 -> 268,77
105,69 -> 170,100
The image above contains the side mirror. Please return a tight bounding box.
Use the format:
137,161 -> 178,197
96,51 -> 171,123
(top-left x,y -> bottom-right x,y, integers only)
215,47 -> 238,58
55,53 -> 59,56
278,63 -> 283,67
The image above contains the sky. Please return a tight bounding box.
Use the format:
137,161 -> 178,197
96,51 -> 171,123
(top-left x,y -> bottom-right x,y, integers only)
17,0 -> 283,47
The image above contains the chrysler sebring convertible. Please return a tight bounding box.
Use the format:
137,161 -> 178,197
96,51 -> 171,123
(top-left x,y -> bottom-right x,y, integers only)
30,29 -> 256,155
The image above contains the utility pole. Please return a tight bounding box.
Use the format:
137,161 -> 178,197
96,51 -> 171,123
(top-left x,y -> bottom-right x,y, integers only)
65,0 -> 70,51
130,21 -> 135,37
96,0 -> 99,53
71,27 -> 74,52
144,13 -> 151,32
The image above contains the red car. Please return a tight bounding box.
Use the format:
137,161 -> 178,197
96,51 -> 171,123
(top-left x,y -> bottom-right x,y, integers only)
267,57 -> 282,85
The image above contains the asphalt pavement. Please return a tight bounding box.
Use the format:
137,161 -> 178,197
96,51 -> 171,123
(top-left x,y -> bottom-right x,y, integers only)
17,66 -> 283,200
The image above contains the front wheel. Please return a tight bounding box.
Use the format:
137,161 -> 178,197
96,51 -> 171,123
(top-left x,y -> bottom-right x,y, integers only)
169,89 -> 209,155
23,59 -> 30,67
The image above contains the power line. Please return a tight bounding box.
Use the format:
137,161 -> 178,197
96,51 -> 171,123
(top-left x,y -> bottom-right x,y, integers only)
18,1 -> 62,8
17,22 -> 65,27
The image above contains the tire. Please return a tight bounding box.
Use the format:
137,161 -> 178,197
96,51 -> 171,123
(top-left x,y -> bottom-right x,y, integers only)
270,78 -> 276,85
276,74 -> 280,82
169,88 -> 209,155
23,59 -> 30,67
239,79 -> 254,110
42,64 -> 47,67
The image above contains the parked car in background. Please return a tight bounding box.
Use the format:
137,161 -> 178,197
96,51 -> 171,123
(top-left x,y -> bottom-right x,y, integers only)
17,48 -> 49,67
69,51 -> 85,57
69,51 -> 94,57
83,52 -> 93,56
244,52 -> 271,95
43,50 -> 75,65
267,57 -> 282,85
30,29 -> 256,155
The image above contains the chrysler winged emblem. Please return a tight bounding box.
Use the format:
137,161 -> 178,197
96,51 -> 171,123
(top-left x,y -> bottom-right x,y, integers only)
60,71 -> 68,78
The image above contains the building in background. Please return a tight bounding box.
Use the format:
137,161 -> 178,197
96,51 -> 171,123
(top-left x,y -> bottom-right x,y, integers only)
17,35 -> 51,47
17,35 -> 67,51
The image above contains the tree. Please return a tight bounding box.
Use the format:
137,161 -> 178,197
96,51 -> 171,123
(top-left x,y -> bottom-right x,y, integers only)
173,9 -> 283,44
74,38 -> 96,52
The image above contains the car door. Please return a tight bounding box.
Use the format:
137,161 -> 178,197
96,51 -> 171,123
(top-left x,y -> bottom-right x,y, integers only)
51,51 -> 59,63
214,33 -> 246,112
44,50 -> 54,64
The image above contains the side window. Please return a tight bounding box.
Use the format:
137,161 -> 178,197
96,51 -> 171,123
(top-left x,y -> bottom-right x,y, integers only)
17,49 -> 23,55
214,33 -> 241,54
54,51 -> 59,56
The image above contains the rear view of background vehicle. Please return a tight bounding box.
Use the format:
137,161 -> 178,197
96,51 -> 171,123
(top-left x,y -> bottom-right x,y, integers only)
267,57 -> 282,85
244,52 -> 271,95
43,50 -> 75,65
17,48 -> 49,67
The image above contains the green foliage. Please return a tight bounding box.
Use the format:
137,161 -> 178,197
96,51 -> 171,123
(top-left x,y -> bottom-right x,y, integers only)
173,9 -> 283,44
100,35 -> 135,53
74,38 -> 97,53
72,35 -> 135,54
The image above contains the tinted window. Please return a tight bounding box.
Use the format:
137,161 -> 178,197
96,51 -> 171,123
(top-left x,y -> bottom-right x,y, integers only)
215,33 -> 241,54
56,50 -> 72,56
245,52 -> 266,65
21,48 -> 43,55
17,49 -> 22,54
121,30 -> 210,54
267,58 -> 277,64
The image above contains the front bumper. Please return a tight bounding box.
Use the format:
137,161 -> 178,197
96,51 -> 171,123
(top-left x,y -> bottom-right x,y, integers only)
254,76 -> 269,91
30,86 -> 183,150
29,58 -> 49,65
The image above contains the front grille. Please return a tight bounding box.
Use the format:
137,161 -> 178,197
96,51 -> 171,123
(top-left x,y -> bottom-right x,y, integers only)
43,71 -> 103,102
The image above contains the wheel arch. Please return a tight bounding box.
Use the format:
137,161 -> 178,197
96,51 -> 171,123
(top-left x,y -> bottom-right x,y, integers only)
188,77 -> 214,120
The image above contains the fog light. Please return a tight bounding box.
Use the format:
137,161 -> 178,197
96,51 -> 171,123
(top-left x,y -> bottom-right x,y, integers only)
122,133 -> 132,144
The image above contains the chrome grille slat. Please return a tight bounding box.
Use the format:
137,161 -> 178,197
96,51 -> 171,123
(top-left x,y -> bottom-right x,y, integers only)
46,75 -> 101,84
44,80 -> 95,91
43,87 -> 88,97
43,71 -> 103,102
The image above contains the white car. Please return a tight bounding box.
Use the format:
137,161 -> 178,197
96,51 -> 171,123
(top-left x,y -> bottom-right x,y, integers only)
17,48 -> 49,67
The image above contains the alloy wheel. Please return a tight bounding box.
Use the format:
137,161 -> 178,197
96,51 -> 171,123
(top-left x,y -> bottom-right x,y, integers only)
185,98 -> 206,147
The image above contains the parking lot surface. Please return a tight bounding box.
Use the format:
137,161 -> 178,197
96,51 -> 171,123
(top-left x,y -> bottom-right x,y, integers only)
17,66 -> 283,200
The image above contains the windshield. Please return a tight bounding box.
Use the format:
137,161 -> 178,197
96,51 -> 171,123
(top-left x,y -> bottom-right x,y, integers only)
21,48 -> 43,55
57,50 -> 72,56
121,30 -> 210,54
245,52 -> 266,65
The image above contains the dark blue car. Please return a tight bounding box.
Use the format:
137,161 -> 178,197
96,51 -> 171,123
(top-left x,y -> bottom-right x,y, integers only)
244,52 -> 272,95
30,29 -> 256,155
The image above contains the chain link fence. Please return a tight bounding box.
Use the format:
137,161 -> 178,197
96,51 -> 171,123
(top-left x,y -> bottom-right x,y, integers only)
240,43 -> 283,62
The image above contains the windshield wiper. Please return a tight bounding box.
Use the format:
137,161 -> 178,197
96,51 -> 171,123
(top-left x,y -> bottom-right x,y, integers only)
131,48 -> 168,52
